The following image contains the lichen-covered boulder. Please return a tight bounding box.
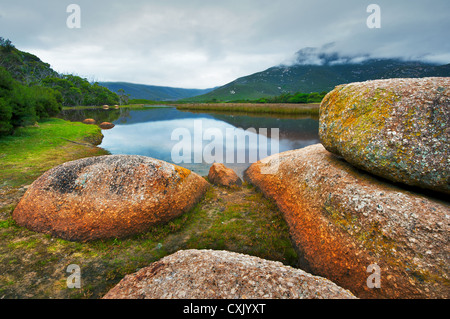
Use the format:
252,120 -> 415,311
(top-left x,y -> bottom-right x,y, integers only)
208,163 -> 242,188
103,249 -> 356,299
244,144 -> 450,299
319,77 -> 450,194
13,155 -> 209,241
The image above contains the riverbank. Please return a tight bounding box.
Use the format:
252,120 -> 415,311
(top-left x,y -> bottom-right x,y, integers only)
62,102 -> 321,116
0,118 -> 107,188
61,104 -> 153,111
173,103 -> 320,115
0,117 -> 297,298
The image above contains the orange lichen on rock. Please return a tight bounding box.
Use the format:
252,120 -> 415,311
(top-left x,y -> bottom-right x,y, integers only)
12,155 -> 210,242
208,163 -> 242,188
244,144 -> 450,299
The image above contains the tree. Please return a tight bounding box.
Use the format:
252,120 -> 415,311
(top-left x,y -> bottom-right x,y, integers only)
40,75 -> 119,106
117,88 -> 129,105
31,86 -> 62,118
307,92 -> 321,103
0,96 -> 13,135
288,93 -> 308,103
0,37 -> 15,52
9,83 -> 37,127
0,67 -> 15,135
0,67 -> 62,135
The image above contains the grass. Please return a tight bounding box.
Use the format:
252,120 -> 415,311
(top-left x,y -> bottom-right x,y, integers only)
0,118 -> 108,188
0,184 -> 298,299
184,188 -> 297,263
174,102 -> 320,115
0,117 -> 298,299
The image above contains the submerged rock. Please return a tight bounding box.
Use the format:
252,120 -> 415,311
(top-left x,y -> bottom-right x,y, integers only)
319,77 -> 450,194
103,249 -> 356,299
82,118 -> 96,125
99,122 -> 115,130
244,144 -> 450,299
208,163 -> 242,188
13,155 -> 209,241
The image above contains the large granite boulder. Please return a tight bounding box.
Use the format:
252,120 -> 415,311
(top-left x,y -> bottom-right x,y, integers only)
103,249 -> 356,299
319,77 -> 450,194
13,155 -> 209,241
244,144 -> 449,299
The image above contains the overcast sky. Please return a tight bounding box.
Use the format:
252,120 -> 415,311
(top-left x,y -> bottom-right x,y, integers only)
1,0 -> 449,88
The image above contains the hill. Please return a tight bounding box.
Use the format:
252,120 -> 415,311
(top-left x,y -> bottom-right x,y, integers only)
0,37 -> 120,135
99,82 -> 215,101
0,37 -> 58,85
186,48 -> 450,102
0,37 -> 119,107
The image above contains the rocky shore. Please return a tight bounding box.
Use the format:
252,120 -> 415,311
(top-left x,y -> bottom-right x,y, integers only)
244,77 -> 449,298
10,77 -> 449,299
244,144 -> 449,298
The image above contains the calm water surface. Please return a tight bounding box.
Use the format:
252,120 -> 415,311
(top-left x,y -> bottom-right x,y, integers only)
59,106 -> 319,177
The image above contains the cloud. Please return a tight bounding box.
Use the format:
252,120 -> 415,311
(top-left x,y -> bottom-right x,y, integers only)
0,0 -> 449,88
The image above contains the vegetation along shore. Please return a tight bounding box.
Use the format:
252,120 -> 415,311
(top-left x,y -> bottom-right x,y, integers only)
174,103 -> 320,115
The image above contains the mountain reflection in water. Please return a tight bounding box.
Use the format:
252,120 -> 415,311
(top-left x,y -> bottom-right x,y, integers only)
59,106 -> 319,177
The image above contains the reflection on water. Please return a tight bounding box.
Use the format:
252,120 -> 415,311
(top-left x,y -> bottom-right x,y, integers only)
59,106 -> 319,177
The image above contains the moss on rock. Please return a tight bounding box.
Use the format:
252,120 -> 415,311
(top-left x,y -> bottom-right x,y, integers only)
320,77 -> 450,194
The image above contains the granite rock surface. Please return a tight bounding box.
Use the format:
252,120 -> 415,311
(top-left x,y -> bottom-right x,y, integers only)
13,155 -> 209,241
319,77 -> 450,194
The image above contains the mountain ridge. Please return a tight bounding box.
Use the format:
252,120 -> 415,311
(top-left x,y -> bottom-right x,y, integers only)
184,49 -> 450,102
98,81 -> 216,101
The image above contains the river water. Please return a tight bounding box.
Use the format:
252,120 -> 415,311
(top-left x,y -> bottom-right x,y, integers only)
59,105 -> 320,177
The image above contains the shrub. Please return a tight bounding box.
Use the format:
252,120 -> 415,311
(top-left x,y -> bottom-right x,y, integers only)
0,97 -> 13,135
0,67 -> 62,135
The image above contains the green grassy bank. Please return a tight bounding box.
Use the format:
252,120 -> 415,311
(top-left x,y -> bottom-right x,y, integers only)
0,118 -> 107,188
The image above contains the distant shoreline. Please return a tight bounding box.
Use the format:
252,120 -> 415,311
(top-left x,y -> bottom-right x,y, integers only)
62,102 -> 321,115
173,102 -> 320,115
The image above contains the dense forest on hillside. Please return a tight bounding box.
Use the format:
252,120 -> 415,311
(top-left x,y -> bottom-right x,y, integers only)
0,37 -> 119,135
42,75 -> 119,107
